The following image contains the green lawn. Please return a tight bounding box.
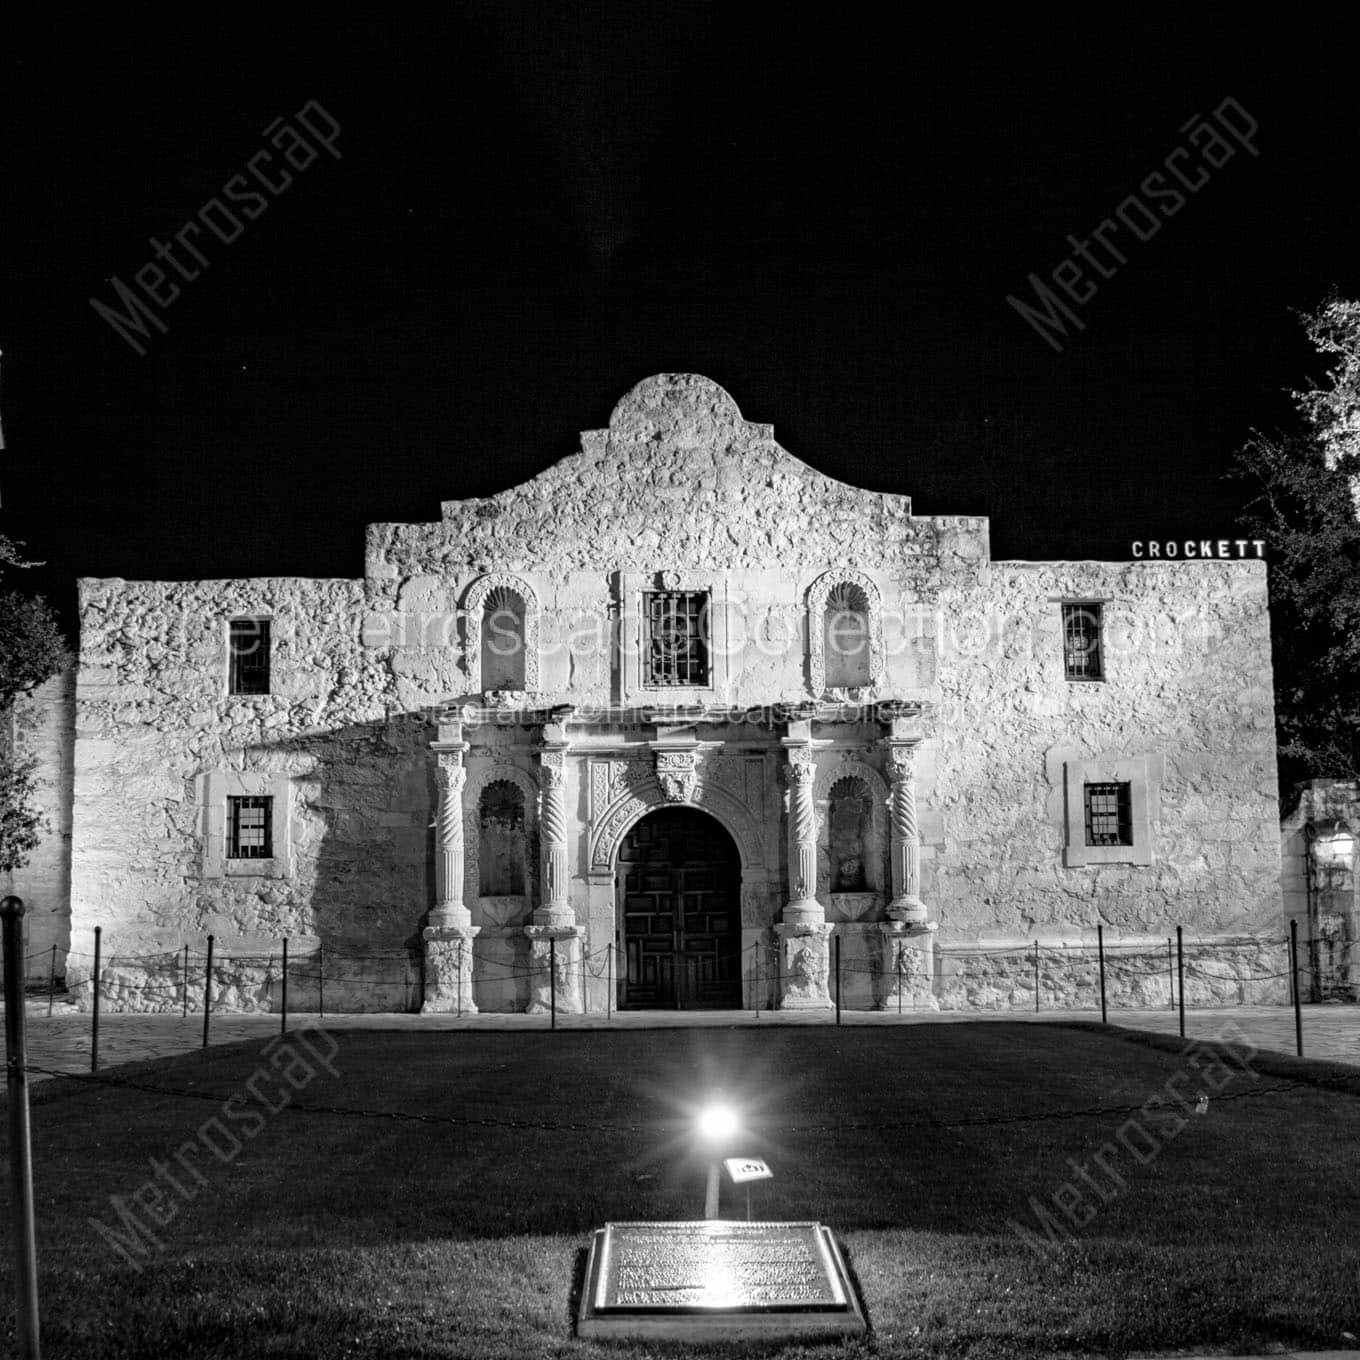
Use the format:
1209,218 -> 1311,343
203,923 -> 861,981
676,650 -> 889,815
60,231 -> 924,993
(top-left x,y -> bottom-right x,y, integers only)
2,1022 -> 1358,1359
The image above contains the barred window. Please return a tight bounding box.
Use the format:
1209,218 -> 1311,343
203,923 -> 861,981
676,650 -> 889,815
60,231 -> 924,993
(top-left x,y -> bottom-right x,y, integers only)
227,796 -> 273,859
1062,603 -> 1103,681
229,619 -> 271,695
1083,782 -> 1132,847
643,591 -> 710,687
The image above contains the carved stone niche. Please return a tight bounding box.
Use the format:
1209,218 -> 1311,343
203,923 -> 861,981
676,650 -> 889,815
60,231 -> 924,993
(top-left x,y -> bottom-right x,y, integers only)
655,748 -> 699,803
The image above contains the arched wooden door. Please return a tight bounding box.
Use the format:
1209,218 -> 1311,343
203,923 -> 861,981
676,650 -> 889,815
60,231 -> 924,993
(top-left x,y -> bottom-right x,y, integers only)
617,808 -> 743,1009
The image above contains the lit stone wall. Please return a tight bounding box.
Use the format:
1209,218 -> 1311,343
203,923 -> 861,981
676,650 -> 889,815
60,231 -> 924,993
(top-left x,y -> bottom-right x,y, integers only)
57,375 -> 1285,1011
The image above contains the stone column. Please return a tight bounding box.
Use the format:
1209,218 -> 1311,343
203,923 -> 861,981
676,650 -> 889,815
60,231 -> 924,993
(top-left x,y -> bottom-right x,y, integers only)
422,737 -> 479,1013
534,744 -> 573,928
885,740 -> 928,925
524,718 -> 583,1012
777,728 -> 831,1008
781,740 -> 823,925
429,748 -> 470,930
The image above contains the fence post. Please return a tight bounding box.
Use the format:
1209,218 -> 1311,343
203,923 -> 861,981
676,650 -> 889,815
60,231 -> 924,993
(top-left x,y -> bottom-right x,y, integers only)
1176,926 -> 1185,1039
1167,936 -> 1174,1009
281,937 -> 288,1035
753,944 -> 760,1020
897,953 -> 904,1016
607,942 -> 613,1023
92,924 -> 102,1073
456,937 -> 464,1018
1290,918 -> 1303,1058
1097,924 -> 1107,1024
182,943 -> 189,1018
47,943 -> 56,1018
202,935 -> 214,1049
1033,942 -> 1040,1013
834,933 -> 841,1026
318,943 -> 324,1018
1,897 -> 41,1359
549,937 -> 557,1030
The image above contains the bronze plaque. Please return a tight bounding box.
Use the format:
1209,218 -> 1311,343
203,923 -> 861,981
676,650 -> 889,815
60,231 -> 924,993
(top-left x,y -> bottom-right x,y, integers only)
578,1221 -> 866,1341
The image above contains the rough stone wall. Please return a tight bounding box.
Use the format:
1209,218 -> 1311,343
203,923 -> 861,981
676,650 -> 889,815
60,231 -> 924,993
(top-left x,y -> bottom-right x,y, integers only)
4,668 -> 75,978
67,577 -> 431,1009
57,375 -> 1287,1011
924,561 -> 1282,950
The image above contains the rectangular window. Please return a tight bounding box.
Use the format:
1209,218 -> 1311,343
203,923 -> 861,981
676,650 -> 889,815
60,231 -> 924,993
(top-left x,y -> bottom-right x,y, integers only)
227,795 -> 273,859
1062,602 -> 1103,681
643,591 -> 710,687
1083,782 -> 1132,847
229,619 -> 271,695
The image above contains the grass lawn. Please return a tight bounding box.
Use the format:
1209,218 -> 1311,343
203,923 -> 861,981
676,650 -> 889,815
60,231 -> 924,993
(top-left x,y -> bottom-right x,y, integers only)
2,1021 -> 1359,1359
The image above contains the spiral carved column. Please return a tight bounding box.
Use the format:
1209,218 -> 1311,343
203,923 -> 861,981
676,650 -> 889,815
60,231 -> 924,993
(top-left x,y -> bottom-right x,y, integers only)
423,740 -> 478,1013
886,741 -> 927,924
776,735 -> 832,1009
430,749 -> 470,930
534,746 -> 573,928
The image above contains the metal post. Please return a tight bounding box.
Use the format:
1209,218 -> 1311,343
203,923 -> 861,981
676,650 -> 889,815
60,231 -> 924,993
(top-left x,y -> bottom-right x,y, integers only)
182,943 -> 189,1018
704,1160 -> 720,1219
1097,924 -> 1107,1024
47,943 -> 56,1019
897,954 -> 904,1016
456,937 -> 463,1018
280,937 -> 288,1035
92,925 -> 102,1073
1286,931 -> 1295,1009
606,943 -> 613,1023
1176,926 -> 1185,1039
1167,936 -> 1174,1009
318,944 -> 324,1018
834,933 -> 841,1026
1,897 -> 41,1359
549,937 -> 557,1030
1290,918 -> 1303,1058
1033,942 -> 1040,1013
753,944 -> 760,1020
202,935 -> 214,1049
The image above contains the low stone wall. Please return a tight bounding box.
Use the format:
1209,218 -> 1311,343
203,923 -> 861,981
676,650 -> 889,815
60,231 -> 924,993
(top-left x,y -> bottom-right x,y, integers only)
58,932 -> 1291,1014
934,937 -> 1289,1011
66,948 -> 420,1014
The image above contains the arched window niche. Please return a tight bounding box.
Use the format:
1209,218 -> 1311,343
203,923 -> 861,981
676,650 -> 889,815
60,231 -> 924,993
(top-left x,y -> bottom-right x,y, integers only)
463,574 -> 540,696
478,780 -> 527,897
805,570 -> 885,699
814,761 -> 890,921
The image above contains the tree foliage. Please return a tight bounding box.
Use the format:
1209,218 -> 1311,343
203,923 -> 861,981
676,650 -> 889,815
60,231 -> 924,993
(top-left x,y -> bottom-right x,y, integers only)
1232,299 -> 1360,795
0,535 -> 68,872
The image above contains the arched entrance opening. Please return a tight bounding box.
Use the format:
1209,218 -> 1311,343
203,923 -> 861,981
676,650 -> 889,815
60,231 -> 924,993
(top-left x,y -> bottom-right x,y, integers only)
616,807 -> 743,1010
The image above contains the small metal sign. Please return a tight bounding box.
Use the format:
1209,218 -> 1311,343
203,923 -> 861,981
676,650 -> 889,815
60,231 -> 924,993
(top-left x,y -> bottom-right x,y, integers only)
724,1157 -> 773,1184
577,1221 -> 867,1341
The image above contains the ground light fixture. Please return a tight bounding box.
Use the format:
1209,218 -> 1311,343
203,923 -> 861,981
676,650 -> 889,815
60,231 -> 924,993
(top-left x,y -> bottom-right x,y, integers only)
694,1099 -> 741,1218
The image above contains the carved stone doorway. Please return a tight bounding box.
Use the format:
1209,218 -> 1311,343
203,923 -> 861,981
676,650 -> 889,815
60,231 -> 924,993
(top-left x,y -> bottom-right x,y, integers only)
617,808 -> 743,1009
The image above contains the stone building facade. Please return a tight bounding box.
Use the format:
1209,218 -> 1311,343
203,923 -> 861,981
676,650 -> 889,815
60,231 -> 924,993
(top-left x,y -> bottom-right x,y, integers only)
42,374 -> 1286,1011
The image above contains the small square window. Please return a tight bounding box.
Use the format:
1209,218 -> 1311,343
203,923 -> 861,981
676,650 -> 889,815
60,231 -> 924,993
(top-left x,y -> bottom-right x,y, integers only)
228,796 -> 273,858
643,592 -> 710,687
1083,782 -> 1131,847
1062,603 -> 1103,681
229,619 -> 271,695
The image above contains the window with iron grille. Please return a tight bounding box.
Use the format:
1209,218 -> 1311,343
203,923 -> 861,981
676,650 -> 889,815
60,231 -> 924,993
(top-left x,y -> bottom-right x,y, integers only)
1062,602 -> 1103,681
227,796 -> 273,859
643,591 -> 710,687
228,619 -> 271,695
1083,782 -> 1132,847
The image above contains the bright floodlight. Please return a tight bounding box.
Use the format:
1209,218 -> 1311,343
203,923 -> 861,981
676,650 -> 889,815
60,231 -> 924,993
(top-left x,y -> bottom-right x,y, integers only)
696,1103 -> 740,1143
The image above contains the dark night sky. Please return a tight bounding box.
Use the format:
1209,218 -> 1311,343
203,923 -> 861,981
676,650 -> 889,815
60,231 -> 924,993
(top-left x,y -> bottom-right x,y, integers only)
2,11 -> 1356,629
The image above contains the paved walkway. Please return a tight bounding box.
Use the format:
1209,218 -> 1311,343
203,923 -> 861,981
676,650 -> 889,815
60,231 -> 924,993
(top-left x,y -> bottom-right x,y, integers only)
13,999 -> 1360,1082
